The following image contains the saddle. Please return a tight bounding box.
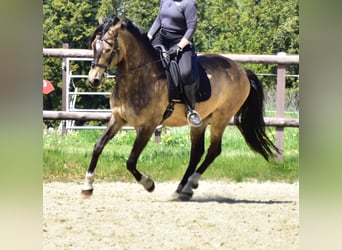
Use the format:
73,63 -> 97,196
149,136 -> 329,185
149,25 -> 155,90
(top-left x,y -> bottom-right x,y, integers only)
154,45 -> 211,105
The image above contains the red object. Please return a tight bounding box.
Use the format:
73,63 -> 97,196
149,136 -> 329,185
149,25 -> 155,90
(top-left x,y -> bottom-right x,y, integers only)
43,80 -> 55,94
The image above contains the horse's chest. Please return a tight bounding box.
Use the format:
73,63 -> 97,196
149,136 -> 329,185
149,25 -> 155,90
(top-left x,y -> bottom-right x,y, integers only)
111,87 -> 151,114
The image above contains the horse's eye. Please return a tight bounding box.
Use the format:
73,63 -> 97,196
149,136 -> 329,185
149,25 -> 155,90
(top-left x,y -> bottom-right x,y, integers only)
103,42 -> 113,53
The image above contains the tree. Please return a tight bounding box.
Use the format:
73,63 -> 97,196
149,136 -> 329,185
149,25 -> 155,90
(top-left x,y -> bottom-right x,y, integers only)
195,0 -> 240,52
121,0 -> 159,30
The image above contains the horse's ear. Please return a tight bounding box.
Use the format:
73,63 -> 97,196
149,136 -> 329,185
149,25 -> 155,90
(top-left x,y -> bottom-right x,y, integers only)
121,19 -> 132,29
121,19 -> 127,29
98,15 -> 105,25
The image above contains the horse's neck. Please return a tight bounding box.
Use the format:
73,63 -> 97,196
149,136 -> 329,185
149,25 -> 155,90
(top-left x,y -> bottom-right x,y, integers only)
117,33 -> 162,83
112,35 -> 168,111
119,46 -> 156,73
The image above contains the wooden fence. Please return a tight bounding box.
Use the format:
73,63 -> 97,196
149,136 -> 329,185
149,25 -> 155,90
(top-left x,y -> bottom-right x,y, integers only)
43,47 -> 299,160
43,110 -> 299,127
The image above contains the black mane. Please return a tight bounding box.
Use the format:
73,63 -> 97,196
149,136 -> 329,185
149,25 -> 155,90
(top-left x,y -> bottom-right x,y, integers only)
103,15 -> 121,34
121,17 -> 159,57
89,15 -> 158,57
89,15 -> 120,48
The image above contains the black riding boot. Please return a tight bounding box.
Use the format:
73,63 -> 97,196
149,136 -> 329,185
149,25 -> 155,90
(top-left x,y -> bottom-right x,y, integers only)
183,84 -> 202,127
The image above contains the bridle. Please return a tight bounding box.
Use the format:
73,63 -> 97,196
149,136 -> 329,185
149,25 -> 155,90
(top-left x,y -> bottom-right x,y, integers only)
91,33 -> 120,73
90,31 -> 163,78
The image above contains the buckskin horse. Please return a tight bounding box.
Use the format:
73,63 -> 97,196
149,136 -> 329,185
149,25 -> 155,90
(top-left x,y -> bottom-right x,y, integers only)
81,15 -> 279,200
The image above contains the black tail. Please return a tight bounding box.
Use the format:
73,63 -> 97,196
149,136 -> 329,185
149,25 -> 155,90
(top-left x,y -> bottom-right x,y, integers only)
234,68 -> 280,161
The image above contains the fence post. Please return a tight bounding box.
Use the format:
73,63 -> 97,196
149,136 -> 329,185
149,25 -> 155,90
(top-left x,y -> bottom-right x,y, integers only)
61,43 -> 69,135
275,52 -> 286,161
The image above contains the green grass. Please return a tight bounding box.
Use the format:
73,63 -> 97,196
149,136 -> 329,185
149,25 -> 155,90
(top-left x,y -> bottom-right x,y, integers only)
43,126 -> 298,183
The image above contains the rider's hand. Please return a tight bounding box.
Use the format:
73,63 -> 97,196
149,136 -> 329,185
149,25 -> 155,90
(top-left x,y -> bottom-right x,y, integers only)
168,45 -> 182,58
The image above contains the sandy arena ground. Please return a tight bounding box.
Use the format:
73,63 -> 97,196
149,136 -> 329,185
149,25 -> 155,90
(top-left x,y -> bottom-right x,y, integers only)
43,181 -> 299,250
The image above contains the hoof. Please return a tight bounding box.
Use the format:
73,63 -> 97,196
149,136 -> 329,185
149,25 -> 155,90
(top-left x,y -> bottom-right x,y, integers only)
146,181 -> 155,192
81,189 -> 93,198
139,176 -> 155,192
178,192 -> 193,201
170,191 -> 193,201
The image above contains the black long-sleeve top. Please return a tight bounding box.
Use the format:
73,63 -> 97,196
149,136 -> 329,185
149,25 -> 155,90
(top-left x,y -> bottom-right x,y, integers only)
148,0 -> 198,41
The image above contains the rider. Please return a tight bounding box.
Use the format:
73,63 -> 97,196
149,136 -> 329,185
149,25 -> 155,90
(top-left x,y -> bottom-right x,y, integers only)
148,0 -> 202,127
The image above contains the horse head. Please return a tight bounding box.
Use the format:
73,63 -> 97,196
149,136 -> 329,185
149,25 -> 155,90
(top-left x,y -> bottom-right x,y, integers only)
88,15 -> 126,87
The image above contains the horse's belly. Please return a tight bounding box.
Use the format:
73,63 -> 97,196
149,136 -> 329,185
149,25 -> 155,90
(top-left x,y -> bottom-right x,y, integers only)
162,106 -> 188,127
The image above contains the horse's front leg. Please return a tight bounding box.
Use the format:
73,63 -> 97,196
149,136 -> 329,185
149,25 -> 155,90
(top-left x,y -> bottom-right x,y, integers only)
81,117 -> 123,197
127,125 -> 156,192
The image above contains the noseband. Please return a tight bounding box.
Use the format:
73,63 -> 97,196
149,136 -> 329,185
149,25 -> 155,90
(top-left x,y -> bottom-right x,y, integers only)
91,33 -> 120,73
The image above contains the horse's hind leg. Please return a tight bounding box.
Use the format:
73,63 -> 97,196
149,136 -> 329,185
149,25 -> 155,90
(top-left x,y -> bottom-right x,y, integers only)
174,121 -> 208,196
179,117 -> 228,200
81,116 -> 124,197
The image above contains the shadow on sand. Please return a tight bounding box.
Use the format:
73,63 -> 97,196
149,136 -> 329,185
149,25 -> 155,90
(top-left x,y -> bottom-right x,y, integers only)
186,196 -> 295,204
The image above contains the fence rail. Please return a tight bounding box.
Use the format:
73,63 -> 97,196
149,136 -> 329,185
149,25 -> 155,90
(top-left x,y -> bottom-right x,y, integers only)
42,48 -> 299,64
43,110 -> 299,127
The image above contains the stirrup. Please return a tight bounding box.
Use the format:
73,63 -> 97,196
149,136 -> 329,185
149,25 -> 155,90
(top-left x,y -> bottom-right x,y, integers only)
186,110 -> 202,127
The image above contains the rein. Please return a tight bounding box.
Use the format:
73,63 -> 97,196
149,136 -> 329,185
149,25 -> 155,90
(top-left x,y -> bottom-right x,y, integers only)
112,58 -> 162,79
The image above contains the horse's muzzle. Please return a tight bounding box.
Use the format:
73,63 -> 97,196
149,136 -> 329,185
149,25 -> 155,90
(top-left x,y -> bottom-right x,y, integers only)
88,77 -> 102,88
89,78 -> 101,87
88,72 -> 103,88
